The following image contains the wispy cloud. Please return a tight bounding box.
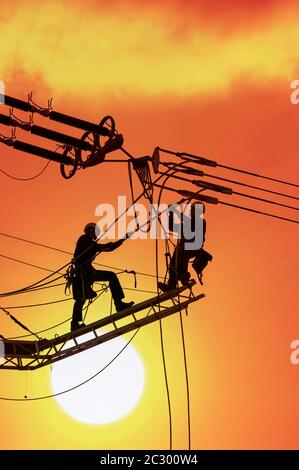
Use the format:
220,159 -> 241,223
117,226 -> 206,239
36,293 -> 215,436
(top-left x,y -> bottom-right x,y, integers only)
0,2 -> 298,99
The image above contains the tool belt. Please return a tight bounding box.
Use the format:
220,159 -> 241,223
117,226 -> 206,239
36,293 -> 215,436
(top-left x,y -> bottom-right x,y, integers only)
71,266 -> 95,300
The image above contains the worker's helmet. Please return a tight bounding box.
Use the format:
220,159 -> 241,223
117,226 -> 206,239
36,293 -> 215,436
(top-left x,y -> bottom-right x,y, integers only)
84,222 -> 97,233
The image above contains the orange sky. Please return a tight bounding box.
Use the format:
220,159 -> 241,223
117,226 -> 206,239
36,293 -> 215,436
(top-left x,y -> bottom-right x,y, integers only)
0,0 -> 299,450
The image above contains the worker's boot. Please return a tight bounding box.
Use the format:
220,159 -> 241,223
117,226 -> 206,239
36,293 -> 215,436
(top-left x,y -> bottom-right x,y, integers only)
158,282 -> 172,293
71,322 -> 86,332
115,300 -> 134,312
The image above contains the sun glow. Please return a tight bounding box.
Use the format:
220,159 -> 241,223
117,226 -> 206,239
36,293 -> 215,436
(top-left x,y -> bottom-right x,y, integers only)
51,333 -> 145,425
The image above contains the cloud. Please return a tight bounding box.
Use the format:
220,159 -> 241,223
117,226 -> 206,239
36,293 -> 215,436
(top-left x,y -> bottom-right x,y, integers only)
0,1 -> 298,100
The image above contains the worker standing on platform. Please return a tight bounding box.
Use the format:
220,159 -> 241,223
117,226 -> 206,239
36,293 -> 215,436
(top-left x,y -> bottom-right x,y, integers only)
158,203 -> 212,291
71,223 -> 134,331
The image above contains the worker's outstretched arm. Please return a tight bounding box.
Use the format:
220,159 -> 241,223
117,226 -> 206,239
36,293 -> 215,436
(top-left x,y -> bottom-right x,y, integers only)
99,232 -> 133,252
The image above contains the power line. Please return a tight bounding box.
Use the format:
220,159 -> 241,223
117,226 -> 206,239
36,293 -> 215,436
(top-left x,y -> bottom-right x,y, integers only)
219,161 -> 299,188
155,168 -> 205,450
159,171 -> 299,212
2,285 -> 106,339
0,170 -> 168,299
205,172 -> 299,201
233,189 -> 299,211
0,327 -> 140,401
0,305 -> 42,340
5,291 -> 105,340
163,162 -> 299,202
159,147 -> 299,188
0,160 -> 51,181
3,286 -> 156,310
153,183 -> 299,225
0,253 -> 65,274
155,171 -> 176,451
4,297 -> 73,310
0,278 -> 65,299
0,252 -> 159,299
220,200 -> 299,224
0,170 -> 175,302
7,316 -> 71,340
0,267 -> 66,298
0,281 -> 159,400
179,309 -> 191,450
4,286 -> 156,339
123,286 -> 156,294
153,167 -> 206,449
0,231 -> 159,279
0,165 -> 194,450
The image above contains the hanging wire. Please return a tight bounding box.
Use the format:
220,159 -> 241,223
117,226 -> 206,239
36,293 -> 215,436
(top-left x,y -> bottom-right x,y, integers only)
0,170 -> 169,300
0,160 -> 51,181
3,285 -> 156,310
155,166 -> 205,451
0,328 -> 140,401
0,275 -> 65,299
0,232 -> 161,280
153,162 -> 195,450
5,287 -> 107,340
0,286 -> 160,401
0,253 -> 65,274
2,278 -> 158,340
4,297 -> 74,310
178,309 -> 191,450
0,306 -> 42,340
155,171 -> 176,450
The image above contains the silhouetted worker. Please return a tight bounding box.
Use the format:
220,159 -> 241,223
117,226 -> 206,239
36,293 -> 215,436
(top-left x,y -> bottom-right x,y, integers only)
158,203 -> 212,291
71,222 -> 134,331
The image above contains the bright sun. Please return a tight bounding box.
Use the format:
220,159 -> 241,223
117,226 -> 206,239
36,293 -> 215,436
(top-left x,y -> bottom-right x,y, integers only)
51,332 -> 145,424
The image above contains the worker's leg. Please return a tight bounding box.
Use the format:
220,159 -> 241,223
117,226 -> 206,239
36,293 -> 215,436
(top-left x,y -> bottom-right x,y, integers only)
178,251 -> 193,284
168,246 -> 180,289
159,244 -> 191,292
159,244 -> 185,291
72,299 -> 85,324
71,273 -> 86,330
82,267 -> 97,299
93,270 -> 124,302
93,270 -> 134,311
170,243 -> 192,284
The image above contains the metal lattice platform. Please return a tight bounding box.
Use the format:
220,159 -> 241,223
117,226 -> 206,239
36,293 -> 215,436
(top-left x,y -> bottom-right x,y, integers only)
1,284 -> 204,371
